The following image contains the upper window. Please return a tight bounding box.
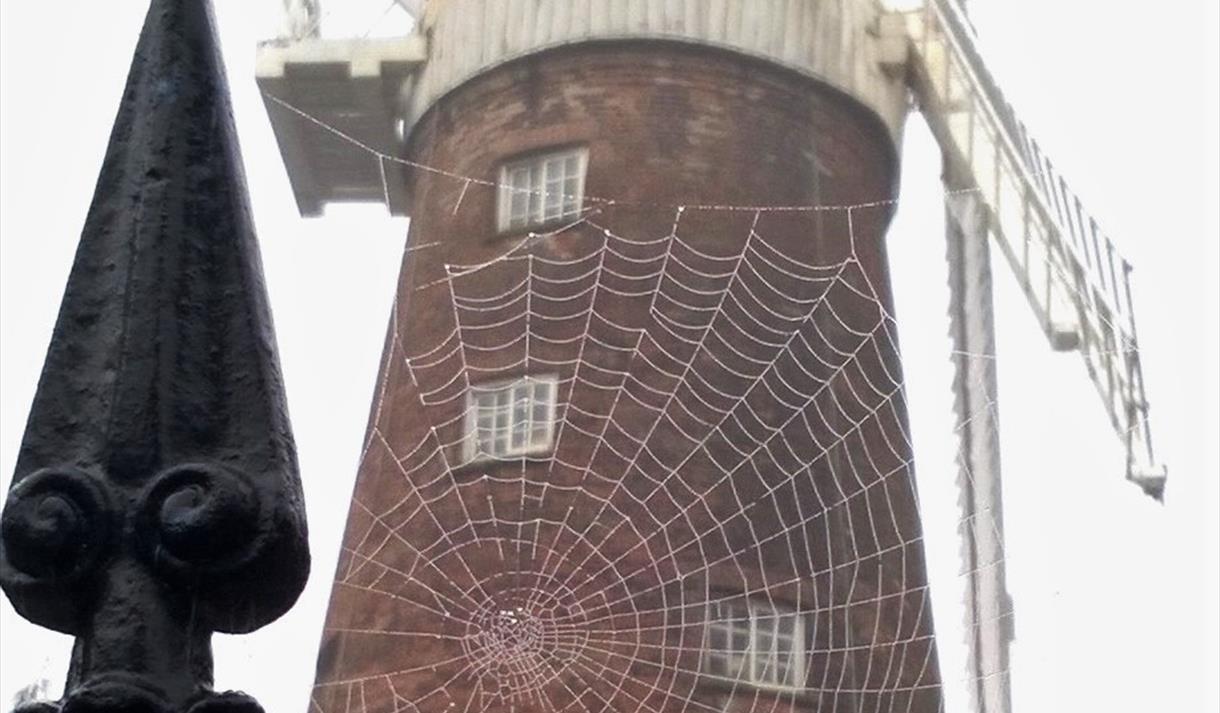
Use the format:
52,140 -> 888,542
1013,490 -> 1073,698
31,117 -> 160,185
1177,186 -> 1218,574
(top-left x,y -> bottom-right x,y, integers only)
465,375 -> 558,461
704,598 -> 806,691
497,148 -> 588,232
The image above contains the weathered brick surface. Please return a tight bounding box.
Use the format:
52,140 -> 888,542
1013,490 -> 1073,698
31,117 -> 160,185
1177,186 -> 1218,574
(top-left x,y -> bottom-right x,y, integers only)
312,43 -> 940,713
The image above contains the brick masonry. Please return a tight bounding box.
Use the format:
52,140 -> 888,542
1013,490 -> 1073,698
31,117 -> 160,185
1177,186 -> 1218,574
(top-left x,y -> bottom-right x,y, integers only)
311,42 -> 941,713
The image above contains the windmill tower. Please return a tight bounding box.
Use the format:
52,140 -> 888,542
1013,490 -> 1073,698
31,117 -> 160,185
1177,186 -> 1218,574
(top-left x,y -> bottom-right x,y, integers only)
255,2 -> 1165,712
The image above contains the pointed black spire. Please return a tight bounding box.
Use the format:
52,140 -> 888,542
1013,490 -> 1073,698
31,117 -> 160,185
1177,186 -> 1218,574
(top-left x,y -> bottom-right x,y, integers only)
1,1 -> 309,710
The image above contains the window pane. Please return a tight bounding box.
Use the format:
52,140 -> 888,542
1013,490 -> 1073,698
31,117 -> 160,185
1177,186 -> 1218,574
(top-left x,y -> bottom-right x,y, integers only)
701,599 -> 804,689
505,168 -> 529,227
563,177 -> 581,215
529,167 -> 543,222
510,391 -> 528,451
536,381 -> 554,449
544,178 -> 563,219
754,624 -> 775,682
731,623 -> 750,654
511,189 -> 528,223
776,646 -> 793,686
467,377 -> 557,458
531,397 -> 548,428
534,382 -> 552,417
706,618 -> 727,676
494,392 -> 510,455
530,416 -> 550,446
476,405 -> 492,455
498,150 -> 586,231
728,652 -> 747,680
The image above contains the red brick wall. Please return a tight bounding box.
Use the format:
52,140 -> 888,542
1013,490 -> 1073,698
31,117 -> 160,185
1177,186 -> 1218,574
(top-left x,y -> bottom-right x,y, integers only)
312,42 -> 940,713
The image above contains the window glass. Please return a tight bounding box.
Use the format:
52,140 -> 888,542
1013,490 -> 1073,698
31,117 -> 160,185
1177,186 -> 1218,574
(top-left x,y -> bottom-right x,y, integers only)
467,375 -> 558,460
703,598 -> 805,691
498,148 -> 587,231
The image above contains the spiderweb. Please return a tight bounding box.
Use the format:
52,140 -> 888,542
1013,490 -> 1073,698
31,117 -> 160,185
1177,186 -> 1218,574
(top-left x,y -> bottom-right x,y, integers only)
306,184 -> 948,713
0,2 -> 1183,712
250,6 -> 1154,711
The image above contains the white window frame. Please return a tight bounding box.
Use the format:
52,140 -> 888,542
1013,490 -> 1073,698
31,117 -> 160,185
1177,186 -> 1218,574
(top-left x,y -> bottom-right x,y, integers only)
497,148 -> 588,232
703,598 -> 806,691
464,375 -> 559,462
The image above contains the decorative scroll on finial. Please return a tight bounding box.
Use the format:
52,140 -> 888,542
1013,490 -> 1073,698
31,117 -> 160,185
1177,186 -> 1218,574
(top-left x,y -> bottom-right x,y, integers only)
0,1 -> 310,711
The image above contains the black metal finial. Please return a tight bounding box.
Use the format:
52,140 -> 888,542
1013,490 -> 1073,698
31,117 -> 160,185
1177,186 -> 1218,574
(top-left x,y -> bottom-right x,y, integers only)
0,1 -> 310,711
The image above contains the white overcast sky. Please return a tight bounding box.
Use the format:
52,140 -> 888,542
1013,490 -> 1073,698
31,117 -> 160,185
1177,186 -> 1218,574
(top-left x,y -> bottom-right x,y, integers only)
1,2 -> 1216,712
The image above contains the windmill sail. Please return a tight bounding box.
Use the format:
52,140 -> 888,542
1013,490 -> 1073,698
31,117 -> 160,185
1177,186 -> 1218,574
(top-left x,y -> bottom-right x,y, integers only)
942,190 -> 1015,713
887,0 -> 1166,498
